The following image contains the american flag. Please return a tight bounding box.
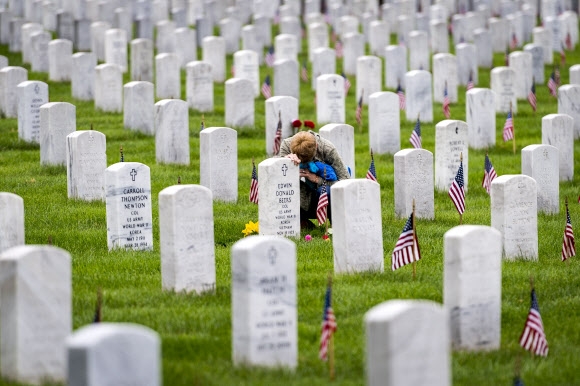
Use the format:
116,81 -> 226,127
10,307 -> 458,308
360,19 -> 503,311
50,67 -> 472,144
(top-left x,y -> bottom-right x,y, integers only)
448,159 -> 465,214
265,45 -> 275,67
482,154 -> 497,194
503,108 -> 514,142
355,90 -> 363,126
562,203 -> 576,261
261,75 -> 272,99
392,212 -> 421,271
443,83 -> 451,119
335,39 -> 343,58
301,60 -> 309,82
249,161 -> 259,204
519,288 -> 548,357
319,282 -> 337,361
510,32 -> 518,49
528,82 -> 537,112
273,113 -> 282,155
565,31 -> 573,50
466,71 -> 474,91
316,183 -> 329,225
410,117 -> 421,149
366,152 -> 377,181
547,70 -> 558,97
342,72 -> 351,95
397,82 -> 406,110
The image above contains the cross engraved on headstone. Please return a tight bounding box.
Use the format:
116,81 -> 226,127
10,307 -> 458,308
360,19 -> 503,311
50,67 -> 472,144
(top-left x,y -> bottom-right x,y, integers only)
130,168 -> 137,181
88,132 -> 94,144
281,164 -> 288,176
268,246 -> 277,265
333,79 -> 336,86
455,126 -> 459,134
543,149 -> 549,159
34,84 -> 39,94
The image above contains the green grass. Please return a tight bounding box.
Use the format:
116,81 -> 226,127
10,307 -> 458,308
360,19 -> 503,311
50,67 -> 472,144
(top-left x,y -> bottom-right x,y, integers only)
0,30 -> 579,386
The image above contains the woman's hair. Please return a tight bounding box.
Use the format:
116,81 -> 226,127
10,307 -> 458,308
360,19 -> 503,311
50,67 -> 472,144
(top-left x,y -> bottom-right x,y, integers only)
290,132 -> 316,163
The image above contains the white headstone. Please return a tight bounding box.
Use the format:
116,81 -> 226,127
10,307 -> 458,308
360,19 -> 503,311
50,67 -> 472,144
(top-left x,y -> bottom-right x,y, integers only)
40,102 -> 76,166
202,36 -> 226,82
307,22 -> 328,62
94,63 -> 123,113
241,25 -> 263,63
456,43 -> 478,86
369,20 -> 389,56
319,124 -> 355,178
105,162 -> 153,251
186,61 -> 214,112
473,28 -> 492,68
275,34 -> 298,62
570,64 -> 580,84
369,92 -> 400,155
316,74 -> 346,124
521,144 -> 559,214
524,44 -> 545,84
159,185 -> 216,293
234,50 -> 260,97
342,32 -> 364,75
265,96 -> 299,156
104,28 -> 127,73
231,235 -> 297,368
508,51 -> 533,99
90,21 -> 111,62
408,30 -> 430,71
155,99 -> 190,165
433,53 -> 458,103
365,300 -> 450,386
130,38 -> 154,82
220,17 -> 241,54
558,85 -> 580,139
200,127 -> 238,202
430,20 -> 449,54
332,179 -> 383,273
466,88 -> 496,149
405,70 -> 433,122
71,52 -> 96,101
490,67 -> 517,114
542,113 -> 574,181
155,19 -> 175,53
394,148 -> 435,219
124,81 -> 155,135
67,323 -> 161,386
47,39 -> 73,82
533,26 -> 553,64
66,130 -> 107,201
0,66 -> 28,118
273,59 -> 299,99
21,22 -> 43,64
17,80 -> 48,143
384,45 -> 407,89
490,175 -> 538,260
225,78 -> 254,128
29,31 -> 50,73
258,158 -> 300,238
356,56 -> 381,105
311,47 -> 336,90
435,120 -> 469,191
155,53 -> 181,99
444,225 -> 502,351
0,193 -> 25,254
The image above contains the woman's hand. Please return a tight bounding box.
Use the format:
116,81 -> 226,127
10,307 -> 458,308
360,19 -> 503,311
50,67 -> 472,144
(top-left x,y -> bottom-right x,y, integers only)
286,153 -> 300,165
300,169 -> 319,183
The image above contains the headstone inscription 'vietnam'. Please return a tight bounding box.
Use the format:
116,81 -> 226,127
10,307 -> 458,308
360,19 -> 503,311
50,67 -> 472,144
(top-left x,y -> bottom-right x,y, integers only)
0,193 -> 25,254
444,225 -> 502,351
105,162 -> 153,251
365,300 -> 450,386
394,148 -> 435,220
159,184 -> 216,294
67,323 -> 161,386
491,175 -> 538,260
17,80 -> 48,143
66,130 -> 107,201
231,235 -> 297,369
332,179 -> 383,274
258,158 -> 300,238
0,245 -> 71,384
200,127 -> 238,202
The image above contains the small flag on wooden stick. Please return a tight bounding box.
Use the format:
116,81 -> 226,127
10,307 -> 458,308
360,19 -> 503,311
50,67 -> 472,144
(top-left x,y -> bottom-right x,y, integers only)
448,153 -> 465,221
519,278 -> 548,357
366,149 -> 377,182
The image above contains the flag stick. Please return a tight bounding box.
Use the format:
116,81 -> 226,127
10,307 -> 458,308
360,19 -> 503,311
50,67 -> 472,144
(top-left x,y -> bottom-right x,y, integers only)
327,272 -> 335,381
412,198 -> 417,281
529,275 -> 535,358
324,168 -> 329,234
565,197 -> 570,265
511,102 -> 516,154
359,89 -> 364,133
459,152 -> 463,225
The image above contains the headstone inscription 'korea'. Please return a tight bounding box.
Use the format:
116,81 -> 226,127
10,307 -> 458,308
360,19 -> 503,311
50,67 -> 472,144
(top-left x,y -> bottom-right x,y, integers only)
159,185 -> 216,294
66,130 -> 107,201
332,179 -> 383,274
0,245 -> 71,384
258,158 -> 300,238
491,175 -> 538,260
231,235 -> 297,369
0,193 -> 25,254
105,162 -> 153,251
365,300 -> 450,386
444,225 -> 502,351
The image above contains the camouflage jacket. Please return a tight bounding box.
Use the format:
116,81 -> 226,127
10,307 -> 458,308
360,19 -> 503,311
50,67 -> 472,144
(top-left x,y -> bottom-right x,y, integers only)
279,131 -> 350,212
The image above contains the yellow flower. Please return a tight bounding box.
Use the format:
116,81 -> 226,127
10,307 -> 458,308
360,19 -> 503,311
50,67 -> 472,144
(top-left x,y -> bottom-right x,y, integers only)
242,221 -> 259,237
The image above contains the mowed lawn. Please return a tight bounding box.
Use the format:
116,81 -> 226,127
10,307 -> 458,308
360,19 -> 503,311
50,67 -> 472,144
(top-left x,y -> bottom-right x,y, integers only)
0,28 -> 579,386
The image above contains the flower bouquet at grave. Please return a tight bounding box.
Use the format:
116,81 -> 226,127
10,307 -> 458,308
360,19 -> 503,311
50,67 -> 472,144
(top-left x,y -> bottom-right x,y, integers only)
241,221 -> 259,237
